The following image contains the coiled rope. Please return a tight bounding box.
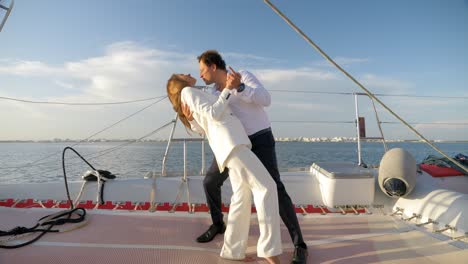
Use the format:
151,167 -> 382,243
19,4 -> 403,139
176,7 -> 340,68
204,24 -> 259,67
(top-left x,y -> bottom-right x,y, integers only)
0,146 -> 97,249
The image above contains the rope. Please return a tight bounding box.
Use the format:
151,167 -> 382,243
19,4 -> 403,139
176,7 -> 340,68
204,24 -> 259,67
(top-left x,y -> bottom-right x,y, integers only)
269,90 -> 468,99
0,86 -> 205,106
272,120 -> 354,124
0,0 -> 14,32
381,122 -> 468,126
270,90 -> 353,95
370,98 -> 388,152
0,207 -> 87,249
62,147 -> 98,208
73,181 -> 88,208
271,120 -> 468,126
0,95 -> 167,105
263,0 -> 468,174
0,146 -> 109,249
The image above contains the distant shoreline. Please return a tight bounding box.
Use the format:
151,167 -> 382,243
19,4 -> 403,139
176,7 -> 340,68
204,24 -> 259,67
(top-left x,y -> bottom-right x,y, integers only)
1,138 -> 468,143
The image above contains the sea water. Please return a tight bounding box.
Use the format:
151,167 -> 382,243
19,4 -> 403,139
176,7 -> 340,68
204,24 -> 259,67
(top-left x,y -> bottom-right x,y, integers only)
1,141 -> 467,184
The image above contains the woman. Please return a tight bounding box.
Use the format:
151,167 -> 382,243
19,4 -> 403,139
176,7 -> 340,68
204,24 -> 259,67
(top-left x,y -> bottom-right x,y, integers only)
166,74 -> 282,264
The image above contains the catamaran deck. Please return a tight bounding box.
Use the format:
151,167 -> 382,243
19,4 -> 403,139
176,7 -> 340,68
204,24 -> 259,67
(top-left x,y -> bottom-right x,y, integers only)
1,206 -> 467,264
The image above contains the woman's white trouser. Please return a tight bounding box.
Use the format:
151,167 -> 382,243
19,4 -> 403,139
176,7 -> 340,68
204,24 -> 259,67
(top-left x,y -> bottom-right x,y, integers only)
220,146 -> 282,259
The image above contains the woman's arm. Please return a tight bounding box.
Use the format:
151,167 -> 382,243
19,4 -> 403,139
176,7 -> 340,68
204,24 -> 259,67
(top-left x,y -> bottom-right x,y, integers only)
188,119 -> 204,135
182,87 -> 232,121
181,103 -> 204,134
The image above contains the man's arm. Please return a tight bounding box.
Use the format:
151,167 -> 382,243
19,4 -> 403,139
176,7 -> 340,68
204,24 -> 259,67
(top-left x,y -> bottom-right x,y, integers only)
231,70 -> 271,106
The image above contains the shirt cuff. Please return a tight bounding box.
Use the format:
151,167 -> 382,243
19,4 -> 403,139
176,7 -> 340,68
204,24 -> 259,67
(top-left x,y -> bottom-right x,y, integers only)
231,85 -> 253,101
220,88 -> 232,100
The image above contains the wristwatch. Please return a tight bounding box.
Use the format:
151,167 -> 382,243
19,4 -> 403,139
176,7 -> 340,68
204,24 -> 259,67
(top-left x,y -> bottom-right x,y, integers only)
237,83 -> 245,93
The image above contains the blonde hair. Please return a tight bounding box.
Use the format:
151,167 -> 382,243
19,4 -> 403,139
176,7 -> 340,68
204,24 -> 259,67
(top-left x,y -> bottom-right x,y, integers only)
166,74 -> 191,129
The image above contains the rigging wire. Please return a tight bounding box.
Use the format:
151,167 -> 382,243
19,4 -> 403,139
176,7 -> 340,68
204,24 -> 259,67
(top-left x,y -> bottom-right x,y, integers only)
2,118 -> 466,173
381,122 -> 468,126
272,120 -> 354,124
1,88 -> 466,106
270,121 -> 468,126
0,85 -> 206,106
0,95 -> 167,105
71,120 -> 174,162
2,96 -> 168,173
269,90 -> 468,99
263,0 -> 468,174
4,121 -> 175,180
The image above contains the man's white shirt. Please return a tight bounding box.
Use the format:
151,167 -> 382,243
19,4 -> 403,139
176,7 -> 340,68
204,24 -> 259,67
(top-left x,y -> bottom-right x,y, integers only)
211,70 -> 271,136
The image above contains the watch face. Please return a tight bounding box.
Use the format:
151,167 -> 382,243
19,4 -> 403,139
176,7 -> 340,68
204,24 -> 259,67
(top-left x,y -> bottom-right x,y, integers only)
238,83 -> 245,92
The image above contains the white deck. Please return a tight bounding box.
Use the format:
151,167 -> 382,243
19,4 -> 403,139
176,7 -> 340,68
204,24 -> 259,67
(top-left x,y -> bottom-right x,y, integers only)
1,207 -> 467,264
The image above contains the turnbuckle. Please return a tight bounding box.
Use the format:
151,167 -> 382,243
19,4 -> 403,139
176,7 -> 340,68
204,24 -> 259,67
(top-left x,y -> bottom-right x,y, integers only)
416,218 -> 437,227
434,224 -> 456,233
350,206 -> 360,215
390,207 -> 404,216
452,232 -> 468,241
298,205 -> 307,216
316,205 -> 327,215
403,213 -> 421,222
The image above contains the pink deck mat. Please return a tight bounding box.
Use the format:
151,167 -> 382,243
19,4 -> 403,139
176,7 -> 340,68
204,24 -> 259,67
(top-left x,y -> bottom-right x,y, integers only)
1,207 -> 467,264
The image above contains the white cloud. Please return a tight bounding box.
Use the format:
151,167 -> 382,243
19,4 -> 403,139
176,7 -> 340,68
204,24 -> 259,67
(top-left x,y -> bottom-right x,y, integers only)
0,42 -> 196,140
1,41 -> 197,100
3,101 -> 53,121
62,41 -> 196,99
0,42 -> 465,141
0,60 -> 65,76
360,74 -> 412,94
256,67 -> 339,83
53,80 -> 76,91
223,52 -> 282,68
273,101 -> 332,111
414,120 -> 468,131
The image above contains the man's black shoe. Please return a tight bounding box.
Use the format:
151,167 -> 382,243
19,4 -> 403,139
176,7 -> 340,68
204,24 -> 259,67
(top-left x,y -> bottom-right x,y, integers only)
291,246 -> 308,264
196,223 -> 226,243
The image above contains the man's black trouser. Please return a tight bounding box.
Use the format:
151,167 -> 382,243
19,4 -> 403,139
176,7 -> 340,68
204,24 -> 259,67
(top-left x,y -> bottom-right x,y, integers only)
203,129 -> 306,248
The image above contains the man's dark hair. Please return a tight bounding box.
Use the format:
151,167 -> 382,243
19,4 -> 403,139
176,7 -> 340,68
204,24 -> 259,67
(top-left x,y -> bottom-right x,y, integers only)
197,50 -> 226,71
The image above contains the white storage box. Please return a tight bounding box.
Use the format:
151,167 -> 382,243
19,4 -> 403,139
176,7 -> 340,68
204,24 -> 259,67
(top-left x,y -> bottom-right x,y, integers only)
311,162 -> 375,207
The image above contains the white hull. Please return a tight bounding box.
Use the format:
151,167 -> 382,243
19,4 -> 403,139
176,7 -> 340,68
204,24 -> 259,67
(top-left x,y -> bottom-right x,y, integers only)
1,168 -> 468,264
2,164 -> 468,257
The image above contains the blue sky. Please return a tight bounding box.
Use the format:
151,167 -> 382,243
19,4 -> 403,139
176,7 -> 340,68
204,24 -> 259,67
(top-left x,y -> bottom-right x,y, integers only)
0,0 -> 467,141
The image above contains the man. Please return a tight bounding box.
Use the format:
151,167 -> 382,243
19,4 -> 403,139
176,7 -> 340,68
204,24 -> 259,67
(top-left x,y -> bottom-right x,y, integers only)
192,50 -> 308,264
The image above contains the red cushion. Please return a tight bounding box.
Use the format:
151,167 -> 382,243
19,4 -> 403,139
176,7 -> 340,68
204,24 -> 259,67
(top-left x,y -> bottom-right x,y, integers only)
420,164 -> 465,177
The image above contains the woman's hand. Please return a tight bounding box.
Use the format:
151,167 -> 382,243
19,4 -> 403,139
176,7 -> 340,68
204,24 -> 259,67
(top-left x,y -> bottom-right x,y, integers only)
182,103 -> 194,121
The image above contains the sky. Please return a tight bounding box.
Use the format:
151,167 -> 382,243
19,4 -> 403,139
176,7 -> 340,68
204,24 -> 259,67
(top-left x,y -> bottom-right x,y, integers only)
0,0 -> 467,141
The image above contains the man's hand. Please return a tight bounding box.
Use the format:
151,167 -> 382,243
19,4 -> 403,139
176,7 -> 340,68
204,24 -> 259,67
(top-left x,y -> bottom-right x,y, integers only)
225,66 -> 241,90
182,103 -> 193,121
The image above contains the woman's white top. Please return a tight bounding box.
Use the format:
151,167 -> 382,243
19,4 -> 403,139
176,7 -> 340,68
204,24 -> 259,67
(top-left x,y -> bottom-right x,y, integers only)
181,87 -> 251,171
